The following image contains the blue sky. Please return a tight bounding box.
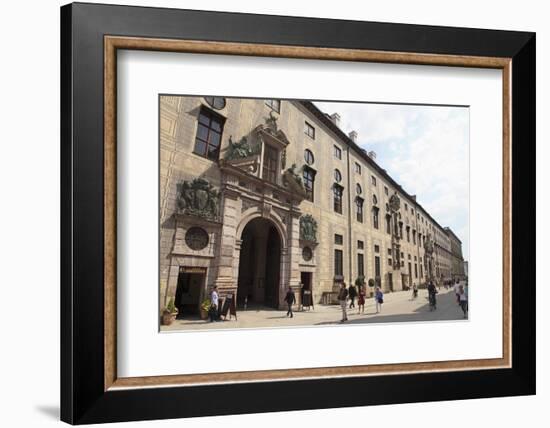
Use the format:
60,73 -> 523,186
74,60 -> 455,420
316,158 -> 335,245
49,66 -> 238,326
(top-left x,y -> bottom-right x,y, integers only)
314,101 -> 469,260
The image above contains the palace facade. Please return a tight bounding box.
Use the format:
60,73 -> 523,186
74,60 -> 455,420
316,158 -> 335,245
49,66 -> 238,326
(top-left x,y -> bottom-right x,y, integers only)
159,95 -> 466,314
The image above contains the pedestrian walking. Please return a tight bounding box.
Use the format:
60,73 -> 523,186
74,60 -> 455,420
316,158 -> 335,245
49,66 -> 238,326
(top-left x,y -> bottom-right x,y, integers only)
458,285 -> 468,318
427,280 -> 437,311
348,283 -> 357,309
338,282 -> 349,322
284,286 -> 296,318
453,280 -> 461,305
357,284 -> 366,314
375,287 -> 384,314
411,283 -> 418,300
209,285 -> 219,322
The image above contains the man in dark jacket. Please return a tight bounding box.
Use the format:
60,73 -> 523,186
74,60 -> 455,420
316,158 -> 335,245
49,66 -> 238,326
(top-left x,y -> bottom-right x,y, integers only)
284,286 -> 296,318
348,283 -> 357,309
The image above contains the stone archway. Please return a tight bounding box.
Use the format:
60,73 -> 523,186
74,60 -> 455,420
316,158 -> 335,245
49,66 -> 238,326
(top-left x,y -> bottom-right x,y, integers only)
236,217 -> 283,309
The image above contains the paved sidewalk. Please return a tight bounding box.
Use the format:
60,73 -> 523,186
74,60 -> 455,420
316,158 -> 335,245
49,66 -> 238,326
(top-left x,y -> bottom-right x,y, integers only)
161,285 -> 468,332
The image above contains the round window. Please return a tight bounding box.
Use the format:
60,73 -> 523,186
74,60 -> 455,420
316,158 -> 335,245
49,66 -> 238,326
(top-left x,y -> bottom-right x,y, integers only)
304,149 -> 314,165
302,246 -> 313,261
334,169 -> 342,183
356,183 -> 362,194
185,227 -> 209,250
204,96 -> 226,110
373,194 -> 378,205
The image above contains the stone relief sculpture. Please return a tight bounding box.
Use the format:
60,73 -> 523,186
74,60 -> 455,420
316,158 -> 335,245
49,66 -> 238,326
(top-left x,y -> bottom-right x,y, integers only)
176,178 -> 220,221
283,163 -> 307,197
264,111 -> 279,133
300,214 -> 318,243
389,192 -> 401,212
224,135 -> 260,160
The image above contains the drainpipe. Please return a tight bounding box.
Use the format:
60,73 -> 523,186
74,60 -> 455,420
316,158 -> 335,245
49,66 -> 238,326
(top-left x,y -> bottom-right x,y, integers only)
346,146 -> 353,285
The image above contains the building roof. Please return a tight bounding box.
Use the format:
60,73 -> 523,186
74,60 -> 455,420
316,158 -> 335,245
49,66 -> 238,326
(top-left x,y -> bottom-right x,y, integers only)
298,100 -> 450,235
444,227 -> 462,243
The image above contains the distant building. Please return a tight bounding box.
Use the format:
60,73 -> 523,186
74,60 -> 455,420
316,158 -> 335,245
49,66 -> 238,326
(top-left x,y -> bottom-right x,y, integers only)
445,227 -> 466,280
464,260 -> 469,278
159,96 -> 465,314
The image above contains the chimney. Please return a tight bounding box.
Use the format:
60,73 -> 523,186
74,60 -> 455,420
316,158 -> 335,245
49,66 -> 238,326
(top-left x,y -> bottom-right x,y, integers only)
349,130 -> 358,142
330,112 -> 341,128
368,150 -> 377,160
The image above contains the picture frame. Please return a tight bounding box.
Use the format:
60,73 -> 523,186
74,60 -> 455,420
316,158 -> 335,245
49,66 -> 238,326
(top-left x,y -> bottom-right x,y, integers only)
61,2 -> 535,424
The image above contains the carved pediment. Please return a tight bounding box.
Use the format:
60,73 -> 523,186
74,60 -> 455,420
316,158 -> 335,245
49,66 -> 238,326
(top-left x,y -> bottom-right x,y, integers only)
255,114 -> 290,149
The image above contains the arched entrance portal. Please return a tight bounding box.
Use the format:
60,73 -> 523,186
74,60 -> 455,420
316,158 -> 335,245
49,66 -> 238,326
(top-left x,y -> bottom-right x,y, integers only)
237,217 -> 281,309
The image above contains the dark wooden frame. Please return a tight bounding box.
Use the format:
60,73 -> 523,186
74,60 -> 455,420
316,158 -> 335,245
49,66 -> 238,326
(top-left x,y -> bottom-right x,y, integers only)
61,2 -> 535,424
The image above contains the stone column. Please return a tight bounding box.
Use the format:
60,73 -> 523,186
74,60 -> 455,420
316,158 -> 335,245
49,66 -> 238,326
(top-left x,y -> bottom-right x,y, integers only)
281,208 -> 302,307
213,188 -> 241,299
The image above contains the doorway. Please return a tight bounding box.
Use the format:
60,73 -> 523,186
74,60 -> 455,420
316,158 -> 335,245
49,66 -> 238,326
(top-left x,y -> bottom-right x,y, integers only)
174,267 -> 206,317
237,217 -> 282,308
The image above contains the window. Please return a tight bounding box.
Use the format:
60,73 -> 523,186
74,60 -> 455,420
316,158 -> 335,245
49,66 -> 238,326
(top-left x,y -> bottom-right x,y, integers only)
405,203 -> 408,211
401,251 -> 404,258
386,215 -> 391,234
194,108 -> 225,161
408,254 -> 411,260
388,258 -> 393,266
374,256 -> 381,278
304,149 -> 314,165
356,197 -> 364,223
358,240 -> 364,249
305,121 -> 315,139
334,249 -> 343,277
387,248 -> 392,256
406,226 -> 410,242
334,234 -> 343,245
203,96 -> 226,110
415,263 -> 418,278
371,175 -> 377,186
262,144 -> 279,184
420,264 -> 423,277
265,99 -> 281,113
334,145 -> 342,159
384,186 -> 389,195
334,169 -> 342,183
303,167 -> 315,202
333,185 -> 343,214
372,194 -> 378,205
355,162 -> 362,174
413,230 -> 416,245
374,245 -> 380,253
357,253 -> 365,278
356,183 -> 362,194
411,207 -> 414,215
373,208 -> 379,229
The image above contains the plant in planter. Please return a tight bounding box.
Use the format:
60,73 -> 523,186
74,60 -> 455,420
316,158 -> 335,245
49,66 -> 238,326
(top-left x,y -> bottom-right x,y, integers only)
161,297 -> 178,326
200,298 -> 212,320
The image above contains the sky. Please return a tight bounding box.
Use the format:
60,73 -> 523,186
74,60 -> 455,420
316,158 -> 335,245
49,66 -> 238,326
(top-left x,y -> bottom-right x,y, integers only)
314,101 -> 469,260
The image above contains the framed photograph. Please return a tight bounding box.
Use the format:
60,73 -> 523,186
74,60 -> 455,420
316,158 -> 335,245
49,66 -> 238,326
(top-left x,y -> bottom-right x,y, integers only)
61,2 -> 535,424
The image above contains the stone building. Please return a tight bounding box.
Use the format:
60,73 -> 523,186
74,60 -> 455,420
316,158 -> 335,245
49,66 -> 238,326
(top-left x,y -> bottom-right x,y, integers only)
445,227 -> 466,280
159,95 -> 465,314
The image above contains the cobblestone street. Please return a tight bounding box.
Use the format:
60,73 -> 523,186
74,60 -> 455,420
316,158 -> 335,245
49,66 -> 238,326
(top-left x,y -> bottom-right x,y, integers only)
162,282 -> 468,332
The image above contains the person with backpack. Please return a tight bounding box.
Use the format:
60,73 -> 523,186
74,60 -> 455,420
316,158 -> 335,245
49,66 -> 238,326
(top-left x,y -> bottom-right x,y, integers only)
338,282 -> 349,322
375,287 -> 384,314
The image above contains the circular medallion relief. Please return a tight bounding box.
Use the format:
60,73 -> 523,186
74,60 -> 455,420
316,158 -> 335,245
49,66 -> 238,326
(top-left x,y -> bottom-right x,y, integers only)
185,227 -> 209,250
302,246 -> 313,261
